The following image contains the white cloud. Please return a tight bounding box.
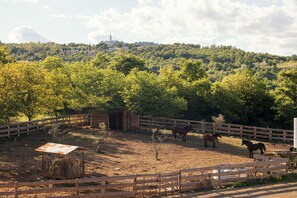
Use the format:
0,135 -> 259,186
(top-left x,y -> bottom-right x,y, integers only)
9,26 -> 51,43
85,0 -> 297,55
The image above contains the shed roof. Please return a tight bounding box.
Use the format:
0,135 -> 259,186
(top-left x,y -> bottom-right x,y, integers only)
35,142 -> 84,155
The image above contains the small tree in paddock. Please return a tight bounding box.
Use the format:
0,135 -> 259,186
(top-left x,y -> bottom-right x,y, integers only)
48,124 -> 69,142
95,122 -> 111,153
151,128 -> 166,160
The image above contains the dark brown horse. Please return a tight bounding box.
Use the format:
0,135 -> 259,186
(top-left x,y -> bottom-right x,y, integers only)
172,125 -> 193,141
242,139 -> 266,158
203,133 -> 222,147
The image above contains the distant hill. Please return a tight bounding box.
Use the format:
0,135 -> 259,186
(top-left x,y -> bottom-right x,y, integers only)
2,42 -> 297,86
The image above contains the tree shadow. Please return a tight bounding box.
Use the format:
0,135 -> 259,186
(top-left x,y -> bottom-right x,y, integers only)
110,129 -> 252,158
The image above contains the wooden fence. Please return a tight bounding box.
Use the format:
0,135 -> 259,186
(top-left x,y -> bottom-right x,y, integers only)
140,116 -> 294,142
0,156 -> 288,197
0,114 -> 91,139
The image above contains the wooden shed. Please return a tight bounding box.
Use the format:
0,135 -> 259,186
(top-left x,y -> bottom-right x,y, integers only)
90,109 -> 139,131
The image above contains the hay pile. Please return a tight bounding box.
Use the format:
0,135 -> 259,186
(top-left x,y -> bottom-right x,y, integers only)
46,156 -> 82,179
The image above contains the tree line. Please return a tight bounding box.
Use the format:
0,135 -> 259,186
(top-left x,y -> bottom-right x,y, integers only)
0,44 -> 296,129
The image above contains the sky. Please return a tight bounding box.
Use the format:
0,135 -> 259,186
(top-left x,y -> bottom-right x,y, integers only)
1,0 -> 297,56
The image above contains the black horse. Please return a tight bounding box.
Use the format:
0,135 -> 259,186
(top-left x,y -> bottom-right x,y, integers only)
172,125 -> 193,141
241,139 -> 266,158
203,133 -> 222,148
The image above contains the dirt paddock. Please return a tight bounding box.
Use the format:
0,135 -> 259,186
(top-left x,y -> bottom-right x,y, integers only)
0,126 -> 291,182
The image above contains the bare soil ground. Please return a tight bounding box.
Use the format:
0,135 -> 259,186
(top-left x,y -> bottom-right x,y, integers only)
0,126 -> 291,183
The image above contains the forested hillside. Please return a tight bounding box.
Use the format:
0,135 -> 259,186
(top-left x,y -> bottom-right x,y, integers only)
0,42 -> 296,129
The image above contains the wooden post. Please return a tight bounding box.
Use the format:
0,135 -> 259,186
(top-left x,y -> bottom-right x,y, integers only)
75,178 -> 79,195
158,173 -> 161,195
254,127 -> 257,139
202,120 -> 205,133
101,181 -> 106,193
269,130 -> 272,141
14,181 -> 18,198
240,126 -> 243,138
133,177 -> 137,192
8,125 -> 10,138
17,124 -> 20,137
27,122 -> 30,135
178,170 -> 182,193
254,162 -> 258,177
283,131 -> 286,142
137,115 -> 140,131
228,124 -> 230,136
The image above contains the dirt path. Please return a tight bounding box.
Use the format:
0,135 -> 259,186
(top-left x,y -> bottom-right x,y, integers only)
170,182 -> 297,198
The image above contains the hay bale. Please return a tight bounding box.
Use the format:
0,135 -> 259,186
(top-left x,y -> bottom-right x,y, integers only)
48,156 -> 82,179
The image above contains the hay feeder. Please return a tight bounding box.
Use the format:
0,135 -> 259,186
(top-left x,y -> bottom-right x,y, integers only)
35,142 -> 86,179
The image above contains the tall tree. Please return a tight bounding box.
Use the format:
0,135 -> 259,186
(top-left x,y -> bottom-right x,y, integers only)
122,69 -> 187,117
109,51 -> 146,75
91,52 -> 110,68
42,56 -> 64,70
44,69 -> 72,117
0,46 -> 14,65
211,71 -> 275,126
274,69 -> 297,128
18,62 -> 48,121
0,64 -> 21,123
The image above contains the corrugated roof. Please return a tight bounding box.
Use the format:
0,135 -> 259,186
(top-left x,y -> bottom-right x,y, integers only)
35,142 -> 84,155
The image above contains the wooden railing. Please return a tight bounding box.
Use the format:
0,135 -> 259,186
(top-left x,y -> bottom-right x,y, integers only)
140,116 -> 294,142
0,156 -> 288,197
0,114 -> 91,139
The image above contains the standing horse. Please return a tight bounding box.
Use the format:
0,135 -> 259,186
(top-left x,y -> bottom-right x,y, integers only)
241,139 -> 266,158
172,125 -> 193,141
203,133 -> 221,147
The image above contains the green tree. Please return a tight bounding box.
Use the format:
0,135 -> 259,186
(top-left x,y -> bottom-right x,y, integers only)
0,46 -> 14,65
122,69 -> 187,117
65,62 -> 125,112
0,64 -> 22,123
91,52 -> 110,68
211,71 -> 275,126
18,62 -> 48,121
274,69 -> 297,128
42,56 -> 64,70
178,59 -> 206,82
109,52 -> 146,75
44,69 -> 72,117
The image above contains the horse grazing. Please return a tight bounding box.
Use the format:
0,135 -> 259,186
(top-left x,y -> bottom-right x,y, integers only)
172,125 -> 193,141
203,133 -> 222,148
241,139 -> 266,158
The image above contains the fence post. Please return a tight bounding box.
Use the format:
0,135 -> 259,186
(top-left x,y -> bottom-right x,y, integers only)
17,124 -> 20,137
202,120 -> 205,133
101,180 -> 106,193
254,161 -> 258,177
27,122 -> 30,135
75,178 -> 79,195
228,124 -> 230,136
269,130 -> 272,141
178,170 -> 182,193
254,127 -> 257,139
8,125 -> 10,138
133,177 -> 137,194
14,181 -> 18,198
283,131 -> 286,142
240,126 -> 243,138
158,173 -> 161,195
